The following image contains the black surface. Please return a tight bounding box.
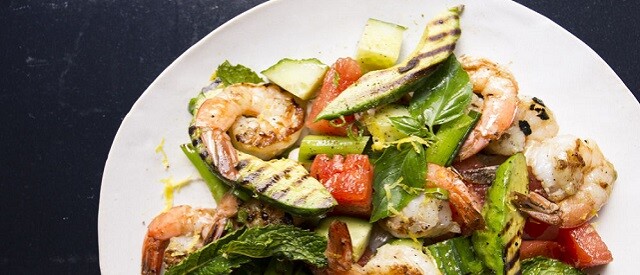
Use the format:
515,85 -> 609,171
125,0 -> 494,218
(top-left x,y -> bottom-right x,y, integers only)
1,0 -> 638,273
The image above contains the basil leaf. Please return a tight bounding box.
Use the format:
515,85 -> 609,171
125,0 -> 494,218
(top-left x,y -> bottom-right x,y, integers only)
216,61 -> 263,86
370,144 -> 427,222
409,54 -> 472,128
389,116 -> 429,137
165,225 -> 327,275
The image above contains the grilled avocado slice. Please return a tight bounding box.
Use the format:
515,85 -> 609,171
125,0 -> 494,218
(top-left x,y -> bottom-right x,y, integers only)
189,127 -> 337,216
472,153 -> 529,275
316,6 -> 464,121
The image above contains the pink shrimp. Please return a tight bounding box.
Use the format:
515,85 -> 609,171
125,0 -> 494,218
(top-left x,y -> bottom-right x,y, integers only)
457,56 -> 519,160
141,194 -> 238,274
195,83 -> 304,180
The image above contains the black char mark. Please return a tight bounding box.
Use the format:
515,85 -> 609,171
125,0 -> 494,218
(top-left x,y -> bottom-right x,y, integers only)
529,102 -> 550,121
518,120 -> 532,136
241,166 -> 266,187
532,97 -> 546,107
397,43 -> 456,73
428,28 -> 462,42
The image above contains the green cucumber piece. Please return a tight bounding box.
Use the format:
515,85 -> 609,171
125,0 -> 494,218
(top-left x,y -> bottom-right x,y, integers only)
316,6 -> 463,121
298,135 -> 370,162
426,236 -> 485,275
189,128 -> 337,216
362,104 -> 410,150
356,18 -> 407,72
472,153 -> 529,275
261,58 -> 329,100
426,111 -> 480,166
315,216 -> 373,261
521,257 -> 584,275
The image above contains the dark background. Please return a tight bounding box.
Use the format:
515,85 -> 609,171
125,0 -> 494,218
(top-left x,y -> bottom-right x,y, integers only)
1,0 -> 638,273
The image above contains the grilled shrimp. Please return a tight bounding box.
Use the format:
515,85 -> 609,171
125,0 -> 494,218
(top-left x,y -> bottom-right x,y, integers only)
457,56 -> 519,160
321,221 -> 440,275
485,96 -> 559,156
380,193 -> 459,239
195,83 -> 305,180
141,194 -> 238,274
380,164 -> 484,238
514,135 -> 616,228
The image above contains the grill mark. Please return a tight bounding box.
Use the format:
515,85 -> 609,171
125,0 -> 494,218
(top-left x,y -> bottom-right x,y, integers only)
291,175 -> 310,188
241,166 -> 266,186
428,28 -> 461,41
270,188 -> 289,200
529,102 -> 550,121
397,43 -> 456,73
518,120 -> 532,136
235,159 -> 250,170
532,97 -> 546,107
321,197 -> 336,208
259,166 -> 299,196
256,178 -> 276,193
293,192 -> 311,206
430,14 -> 459,26
256,167 -> 289,193
281,167 -> 293,178
504,230 -> 523,274
500,220 -> 513,237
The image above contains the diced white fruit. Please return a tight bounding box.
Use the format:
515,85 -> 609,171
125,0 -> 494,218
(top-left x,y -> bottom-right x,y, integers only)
261,58 -> 328,100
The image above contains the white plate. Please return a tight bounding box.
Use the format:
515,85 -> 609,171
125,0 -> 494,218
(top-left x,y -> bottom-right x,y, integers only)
98,0 -> 640,273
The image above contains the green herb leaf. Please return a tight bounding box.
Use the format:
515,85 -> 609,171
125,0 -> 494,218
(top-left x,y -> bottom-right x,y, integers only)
389,116 -> 429,137
216,61 -> 263,86
408,54 -> 472,128
370,144 -> 427,222
165,225 -> 327,275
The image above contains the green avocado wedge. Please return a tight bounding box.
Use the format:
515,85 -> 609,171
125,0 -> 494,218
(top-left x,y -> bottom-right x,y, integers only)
315,6 -> 463,121
189,127 -> 337,216
472,153 -> 529,275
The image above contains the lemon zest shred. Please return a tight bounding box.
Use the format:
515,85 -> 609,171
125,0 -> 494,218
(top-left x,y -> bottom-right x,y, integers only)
155,138 -> 170,170
160,176 -> 193,212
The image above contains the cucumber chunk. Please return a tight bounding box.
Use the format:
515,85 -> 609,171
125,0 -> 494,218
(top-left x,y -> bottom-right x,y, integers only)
262,58 -> 329,100
356,18 -> 407,72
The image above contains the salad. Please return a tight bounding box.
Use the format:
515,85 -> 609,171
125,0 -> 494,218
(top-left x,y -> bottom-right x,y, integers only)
140,6 -> 615,275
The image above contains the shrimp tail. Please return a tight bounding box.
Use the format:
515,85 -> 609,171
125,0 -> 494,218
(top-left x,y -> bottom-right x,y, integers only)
325,220 -> 354,274
450,192 -> 485,234
428,164 -> 485,233
141,235 -> 168,275
202,129 -> 239,181
210,193 -> 239,241
512,192 -> 561,225
458,132 -> 490,161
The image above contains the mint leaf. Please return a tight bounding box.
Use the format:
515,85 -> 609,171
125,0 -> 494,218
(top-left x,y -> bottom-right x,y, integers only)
409,55 -> 472,128
165,225 -> 327,275
370,144 -> 427,222
216,61 -> 263,86
224,225 -> 327,267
